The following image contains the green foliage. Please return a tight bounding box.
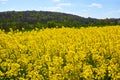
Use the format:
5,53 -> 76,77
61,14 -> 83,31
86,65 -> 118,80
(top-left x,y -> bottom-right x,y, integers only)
0,11 -> 120,31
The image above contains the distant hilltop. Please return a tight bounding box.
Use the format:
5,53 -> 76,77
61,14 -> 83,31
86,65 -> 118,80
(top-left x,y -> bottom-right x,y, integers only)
0,11 -> 120,31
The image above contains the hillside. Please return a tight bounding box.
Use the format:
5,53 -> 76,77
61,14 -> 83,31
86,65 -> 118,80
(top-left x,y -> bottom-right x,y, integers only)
0,11 -> 120,31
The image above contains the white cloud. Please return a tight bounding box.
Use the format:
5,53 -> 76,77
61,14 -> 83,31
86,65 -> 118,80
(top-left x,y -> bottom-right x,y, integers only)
110,10 -> 120,13
43,2 -> 72,11
47,6 -> 62,11
107,10 -> 120,16
39,2 -> 72,12
81,9 -> 89,12
40,6 -> 62,11
88,3 -> 102,8
0,0 -> 8,1
52,0 -> 60,2
58,3 -> 72,7
0,0 -> 8,4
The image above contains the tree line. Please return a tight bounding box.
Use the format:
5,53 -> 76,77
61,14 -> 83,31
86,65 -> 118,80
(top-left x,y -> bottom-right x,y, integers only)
0,11 -> 120,31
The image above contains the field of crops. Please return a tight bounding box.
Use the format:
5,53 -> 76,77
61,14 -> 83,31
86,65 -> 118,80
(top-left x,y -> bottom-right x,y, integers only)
0,26 -> 120,80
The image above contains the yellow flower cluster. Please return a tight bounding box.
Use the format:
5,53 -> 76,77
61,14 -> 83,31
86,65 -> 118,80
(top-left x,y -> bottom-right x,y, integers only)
0,26 -> 120,80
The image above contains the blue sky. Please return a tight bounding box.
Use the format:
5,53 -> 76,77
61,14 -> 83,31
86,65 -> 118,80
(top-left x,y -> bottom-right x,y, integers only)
0,0 -> 120,19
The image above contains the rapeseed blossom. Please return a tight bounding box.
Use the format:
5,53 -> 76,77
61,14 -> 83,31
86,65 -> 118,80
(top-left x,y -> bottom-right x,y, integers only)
0,26 -> 120,79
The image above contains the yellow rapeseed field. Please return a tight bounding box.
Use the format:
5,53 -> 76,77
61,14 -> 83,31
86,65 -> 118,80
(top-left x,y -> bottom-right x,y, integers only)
0,26 -> 120,80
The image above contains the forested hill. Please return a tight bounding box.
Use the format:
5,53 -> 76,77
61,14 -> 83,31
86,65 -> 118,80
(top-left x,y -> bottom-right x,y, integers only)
0,11 -> 120,31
